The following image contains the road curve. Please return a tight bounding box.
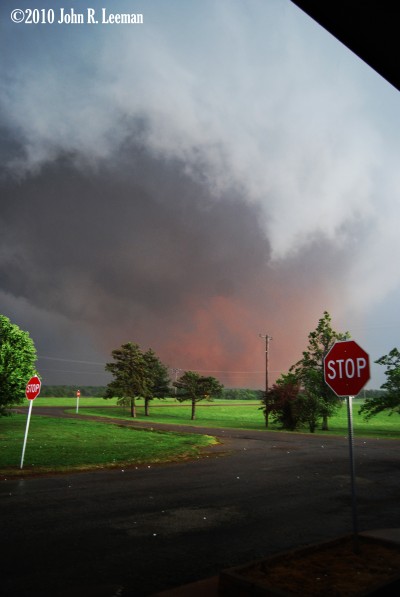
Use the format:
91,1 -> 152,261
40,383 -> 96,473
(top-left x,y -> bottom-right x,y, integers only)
3,406 -> 400,596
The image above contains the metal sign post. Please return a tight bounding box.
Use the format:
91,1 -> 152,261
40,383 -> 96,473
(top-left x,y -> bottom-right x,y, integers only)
21,376 -> 41,469
346,395 -> 359,552
21,400 -> 34,469
76,389 -> 81,414
324,340 -> 370,553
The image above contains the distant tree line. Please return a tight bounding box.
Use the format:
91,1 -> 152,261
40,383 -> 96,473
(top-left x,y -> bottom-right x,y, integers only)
38,386 -> 263,400
357,389 -> 387,400
221,388 -> 264,400
40,386 -> 107,397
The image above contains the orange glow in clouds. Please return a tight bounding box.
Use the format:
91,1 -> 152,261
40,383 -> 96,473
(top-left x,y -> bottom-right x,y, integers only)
162,291 -> 333,389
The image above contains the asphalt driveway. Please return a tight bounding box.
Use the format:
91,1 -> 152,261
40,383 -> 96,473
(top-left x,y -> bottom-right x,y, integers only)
2,408 -> 400,596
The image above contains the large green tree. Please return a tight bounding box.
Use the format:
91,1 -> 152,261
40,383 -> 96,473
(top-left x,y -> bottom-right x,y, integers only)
290,311 -> 349,430
142,348 -> 171,416
174,371 -> 224,420
0,315 -> 38,416
104,343 -> 171,417
104,342 -> 149,417
359,348 -> 400,419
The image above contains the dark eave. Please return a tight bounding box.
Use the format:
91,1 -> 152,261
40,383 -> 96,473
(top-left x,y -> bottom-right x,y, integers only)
291,1 -> 399,91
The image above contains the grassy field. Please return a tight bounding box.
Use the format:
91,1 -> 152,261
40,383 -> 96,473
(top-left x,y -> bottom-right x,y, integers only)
2,397 -> 398,478
65,398 -> 400,439
0,413 -> 217,477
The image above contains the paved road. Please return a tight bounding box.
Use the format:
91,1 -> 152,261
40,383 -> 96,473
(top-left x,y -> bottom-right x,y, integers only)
2,408 -> 400,596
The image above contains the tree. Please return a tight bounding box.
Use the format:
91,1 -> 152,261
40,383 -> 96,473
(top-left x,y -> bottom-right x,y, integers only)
290,311 -> 349,430
0,314 -> 38,416
359,348 -> 400,419
262,374 -> 302,430
174,371 -> 224,420
142,348 -> 171,416
262,372 -> 325,433
104,343 -> 149,417
295,385 -> 325,433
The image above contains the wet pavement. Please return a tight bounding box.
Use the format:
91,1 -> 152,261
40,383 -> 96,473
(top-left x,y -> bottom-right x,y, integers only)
2,408 -> 400,595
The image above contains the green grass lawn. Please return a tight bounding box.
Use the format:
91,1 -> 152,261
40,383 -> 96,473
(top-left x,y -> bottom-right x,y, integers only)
2,397 -> 398,478
69,399 -> 400,439
31,396 -> 400,438
0,414 -> 217,477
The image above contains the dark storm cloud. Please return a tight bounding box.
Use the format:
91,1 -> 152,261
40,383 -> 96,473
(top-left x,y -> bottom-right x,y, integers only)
0,133 -> 355,386
0,143 -> 270,328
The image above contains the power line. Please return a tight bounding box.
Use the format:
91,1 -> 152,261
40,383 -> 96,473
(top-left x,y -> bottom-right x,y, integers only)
39,368 -> 110,376
37,356 -> 284,375
168,368 -> 284,373
38,355 -> 106,366
37,355 -> 287,386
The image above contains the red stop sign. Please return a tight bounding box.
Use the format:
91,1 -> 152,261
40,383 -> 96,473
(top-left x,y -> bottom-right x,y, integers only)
324,340 -> 370,396
25,376 -> 42,401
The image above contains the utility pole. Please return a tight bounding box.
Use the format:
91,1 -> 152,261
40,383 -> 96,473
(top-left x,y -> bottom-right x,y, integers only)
259,333 -> 273,427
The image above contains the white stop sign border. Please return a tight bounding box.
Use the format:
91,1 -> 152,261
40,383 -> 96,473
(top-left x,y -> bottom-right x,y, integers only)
324,340 -> 370,397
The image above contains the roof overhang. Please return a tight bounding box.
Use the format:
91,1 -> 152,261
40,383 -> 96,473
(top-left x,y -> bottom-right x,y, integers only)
291,1 -> 399,91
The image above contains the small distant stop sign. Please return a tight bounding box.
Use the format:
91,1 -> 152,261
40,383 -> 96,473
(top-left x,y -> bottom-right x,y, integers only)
25,376 -> 41,401
76,390 -> 81,398
324,340 -> 370,397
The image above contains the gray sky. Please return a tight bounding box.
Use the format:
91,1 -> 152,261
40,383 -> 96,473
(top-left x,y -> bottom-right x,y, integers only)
1,0 -> 400,389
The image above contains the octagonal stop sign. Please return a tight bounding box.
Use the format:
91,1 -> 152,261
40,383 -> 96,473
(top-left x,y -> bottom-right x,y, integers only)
324,340 -> 370,397
25,376 -> 41,401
